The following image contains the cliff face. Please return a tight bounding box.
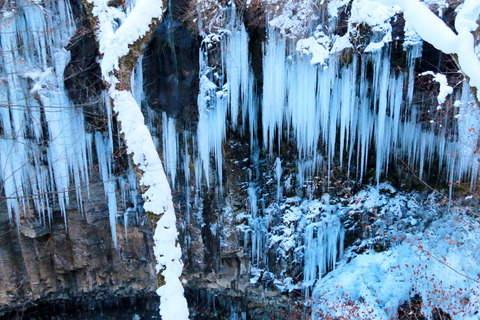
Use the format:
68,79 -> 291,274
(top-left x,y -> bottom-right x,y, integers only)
142,2 -> 479,319
1,0 -> 480,319
0,0 -> 157,314
0,182 -> 156,314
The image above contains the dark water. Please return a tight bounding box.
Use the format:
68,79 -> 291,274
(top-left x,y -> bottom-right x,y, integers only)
0,291 -> 244,320
1,289 -> 292,320
0,295 -> 161,320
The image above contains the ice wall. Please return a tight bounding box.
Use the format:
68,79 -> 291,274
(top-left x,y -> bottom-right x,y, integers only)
157,15 -> 479,290
191,25 -> 479,190
0,0 -> 80,225
0,0 -> 137,246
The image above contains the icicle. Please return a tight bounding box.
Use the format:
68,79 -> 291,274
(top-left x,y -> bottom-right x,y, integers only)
456,84 -> 480,185
196,37 -> 229,188
183,132 -> 191,221
248,185 -> 258,218
95,132 -> 119,247
196,77 -> 228,188
162,112 -> 178,186
132,55 -> 145,104
404,22 -> 423,107
262,29 -> 286,154
303,204 -> 344,287
286,57 -> 320,159
257,37 -> 480,188
338,63 -> 356,166
247,185 -> 266,266
275,157 -> 282,202
196,18 -> 255,189
224,22 -> 253,128
371,50 -> 391,184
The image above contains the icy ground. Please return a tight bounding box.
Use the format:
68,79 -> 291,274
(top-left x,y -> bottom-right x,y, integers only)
244,183 -> 480,319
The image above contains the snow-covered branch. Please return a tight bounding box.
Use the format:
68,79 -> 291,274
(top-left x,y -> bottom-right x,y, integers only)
377,0 -> 480,103
112,90 -> 189,320
82,0 -> 189,319
89,0 -> 163,78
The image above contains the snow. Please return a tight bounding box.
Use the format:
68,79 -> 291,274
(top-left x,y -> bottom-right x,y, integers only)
296,31 -> 330,66
311,186 -> 480,320
245,194 -> 345,291
88,0 -> 163,77
354,2 -> 396,50
111,89 -> 189,320
243,183 -> 480,320
348,0 -> 400,26
403,21 -> 423,48
330,34 -> 352,54
267,0 -> 318,37
194,0 -> 225,37
420,71 -> 453,104
293,0 -> 399,62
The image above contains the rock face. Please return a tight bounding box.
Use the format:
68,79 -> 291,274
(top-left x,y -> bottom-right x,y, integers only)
143,10 -> 200,121
0,0 -> 157,314
0,181 -> 156,315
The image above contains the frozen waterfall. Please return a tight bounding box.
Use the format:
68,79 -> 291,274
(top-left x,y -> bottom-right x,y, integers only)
189,24 -> 479,192
2,0 -> 480,293
0,0 -> 138,246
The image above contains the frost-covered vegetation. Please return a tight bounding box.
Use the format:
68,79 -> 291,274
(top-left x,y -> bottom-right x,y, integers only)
240,184 -> 480,319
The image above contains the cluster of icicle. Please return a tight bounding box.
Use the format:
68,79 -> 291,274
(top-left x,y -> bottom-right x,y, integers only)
243,185 -> 345,286
303,208 -> 344,287
159,18 -> 480,195
158,10 -> 479,288
0,0 -> 138,246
